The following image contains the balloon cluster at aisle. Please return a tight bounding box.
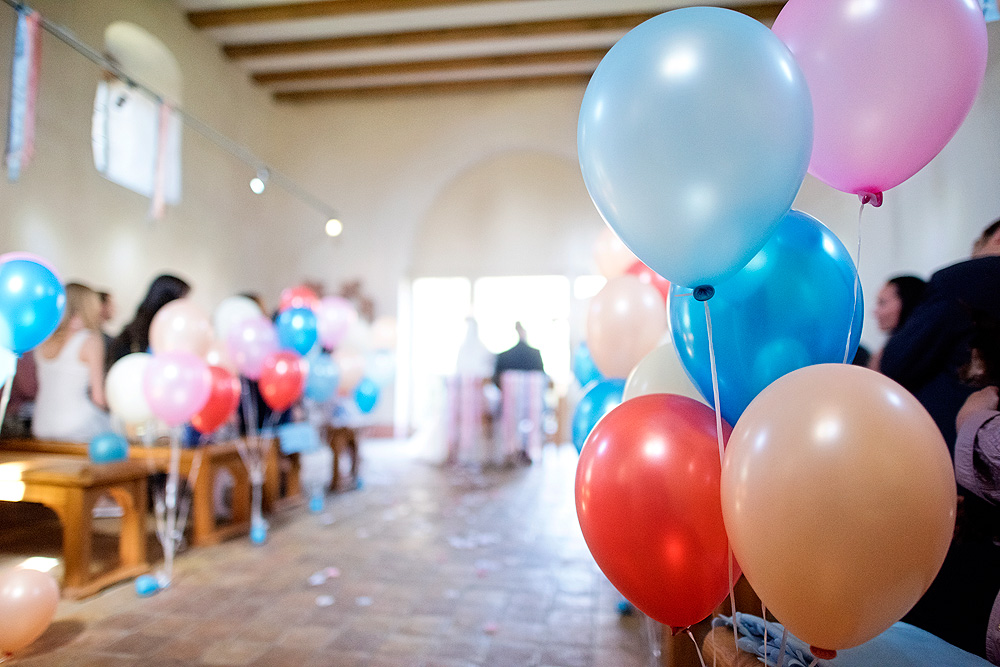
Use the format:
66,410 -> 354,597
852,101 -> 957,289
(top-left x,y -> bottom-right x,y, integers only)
573,0 -> 987,655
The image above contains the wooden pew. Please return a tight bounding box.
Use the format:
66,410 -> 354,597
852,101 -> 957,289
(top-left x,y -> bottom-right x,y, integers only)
323,426 -> 359,491
1,437 -> 251,547
0,451 -> 149,599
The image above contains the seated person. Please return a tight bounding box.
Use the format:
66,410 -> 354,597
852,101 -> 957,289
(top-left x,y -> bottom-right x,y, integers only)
31,283 -> 111,441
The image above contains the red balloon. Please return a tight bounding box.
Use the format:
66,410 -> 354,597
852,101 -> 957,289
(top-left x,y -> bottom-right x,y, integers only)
626,260 -> 671,303
575,393 -> 736,629
190,366 -> 241,434
259,351 -> 307,412
279,286 -> 319,312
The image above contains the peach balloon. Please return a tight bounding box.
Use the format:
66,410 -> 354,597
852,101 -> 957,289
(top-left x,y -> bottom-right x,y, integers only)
334,346 -> 366,396
593,225 -> 639,279
721,364 -> 956,651
0,567 -> 59,655
586,275 -> 667,379
149,298 -> 213,357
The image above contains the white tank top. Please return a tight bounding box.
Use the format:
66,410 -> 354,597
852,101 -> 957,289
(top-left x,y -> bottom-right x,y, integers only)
31,330 -> 110,441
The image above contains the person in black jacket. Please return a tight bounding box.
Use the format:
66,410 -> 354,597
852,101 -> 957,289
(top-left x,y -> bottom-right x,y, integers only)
492,322 -> 544,387
880,219 -> 1000,451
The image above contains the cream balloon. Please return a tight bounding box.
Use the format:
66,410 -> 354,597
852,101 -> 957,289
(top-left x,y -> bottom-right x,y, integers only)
0,567 -> 59,655
105,353 -> 153,425
212,296 -> 262,344
586,275 -> 667,379
370,316 -> 397,351
334,346 -> 366,395
721,364 -> 956,651
623,343 -> 703,403
149,298 -> 213,357
593,225 -> 639,279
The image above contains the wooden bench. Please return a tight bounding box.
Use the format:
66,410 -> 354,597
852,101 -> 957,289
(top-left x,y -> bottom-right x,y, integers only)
0,451 -> 148,599
1,438 -> 252,547
324,426 -> 359,491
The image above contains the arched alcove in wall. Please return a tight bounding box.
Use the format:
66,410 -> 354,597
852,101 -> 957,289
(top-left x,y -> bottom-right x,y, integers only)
409,150 -> 606,279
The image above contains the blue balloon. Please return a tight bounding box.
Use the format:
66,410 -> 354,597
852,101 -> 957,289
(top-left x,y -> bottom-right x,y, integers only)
305,353 -> 340,402
578,7 -> 812,289
572,343 -> 603,387
250,523 -> 267,545
669,210 -> 864,426
572,379 -> 626,453
0,258 -> 66,354
276,307 -> 318,356
134,574 -> 160,597
89,432 -> 129,463
354,377 -> 380,414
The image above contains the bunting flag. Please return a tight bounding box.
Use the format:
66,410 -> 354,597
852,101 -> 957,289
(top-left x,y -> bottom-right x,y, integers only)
149,101 -> 170,219
5,7 -> 41,182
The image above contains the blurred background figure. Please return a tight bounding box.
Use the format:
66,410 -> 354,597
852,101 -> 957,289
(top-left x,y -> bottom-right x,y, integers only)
493,322 -> 548,465
97,290 -> 116,357
31,283 -> 111,441
868,274 -> 927,370
492,321 -> 544,386
445,317 -> 496,466
0,352 -> 37,437
106,273 -> 190,370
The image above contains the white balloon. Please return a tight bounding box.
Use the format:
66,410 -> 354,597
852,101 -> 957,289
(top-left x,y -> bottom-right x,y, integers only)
105,353 -> 154,424
213,296 -> 262,344
623,343 -> 705,403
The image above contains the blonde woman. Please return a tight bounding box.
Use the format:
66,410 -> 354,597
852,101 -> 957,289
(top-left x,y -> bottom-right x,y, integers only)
31,283 -> 111,441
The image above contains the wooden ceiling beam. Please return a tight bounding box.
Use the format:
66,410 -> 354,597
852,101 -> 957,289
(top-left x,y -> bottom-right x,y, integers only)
273,72 -> 594,102
254,48 -> 606,83
224,13 -> 654,60
190,0 -> 522,29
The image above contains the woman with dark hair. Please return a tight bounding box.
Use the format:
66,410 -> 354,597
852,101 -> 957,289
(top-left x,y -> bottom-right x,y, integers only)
106,273 -> 190,370
868,274 -> 927,371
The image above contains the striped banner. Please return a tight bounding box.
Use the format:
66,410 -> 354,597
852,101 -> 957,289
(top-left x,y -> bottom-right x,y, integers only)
499,370 -> 546,464
445,375 -> 488,466
5,7 -> 41,182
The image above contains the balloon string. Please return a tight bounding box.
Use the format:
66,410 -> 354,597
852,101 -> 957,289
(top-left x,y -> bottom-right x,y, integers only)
0,356 -> 17,430
842,199 -> 865,363
685,628 -> 708,667
807,660 -> 819,667
762,601 -> 768,660
642,614 -> 662,666
705,301 -> 739,649
776,626 -> 789,667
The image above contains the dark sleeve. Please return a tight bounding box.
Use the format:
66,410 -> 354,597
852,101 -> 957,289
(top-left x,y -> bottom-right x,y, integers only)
879,296 -> 959,390
105,330 -> 132,372
11,351 -> 37,400
955,409 -> 1000,504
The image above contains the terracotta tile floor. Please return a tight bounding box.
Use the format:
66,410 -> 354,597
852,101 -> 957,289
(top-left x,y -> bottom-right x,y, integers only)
2,440 -> 661,666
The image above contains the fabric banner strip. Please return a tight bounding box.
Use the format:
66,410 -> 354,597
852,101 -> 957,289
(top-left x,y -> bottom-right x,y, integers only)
149,101 -> 170,219
5,7 -> 40,182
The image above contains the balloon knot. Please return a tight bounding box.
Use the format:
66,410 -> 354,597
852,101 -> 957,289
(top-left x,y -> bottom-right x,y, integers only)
670,625 -> 689,637
693,285 -> 715,301
810,646 -> 837,660
858,191 -> 883,207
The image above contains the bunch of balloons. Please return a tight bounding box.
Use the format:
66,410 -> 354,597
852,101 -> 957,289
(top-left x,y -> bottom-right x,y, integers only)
574,0 -> 986,649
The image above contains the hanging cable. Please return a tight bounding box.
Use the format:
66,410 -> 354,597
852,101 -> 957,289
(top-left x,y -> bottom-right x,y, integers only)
1,0 -> 342,226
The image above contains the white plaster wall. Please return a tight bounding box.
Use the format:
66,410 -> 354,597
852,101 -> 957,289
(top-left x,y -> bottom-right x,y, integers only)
0,0 -> 293,327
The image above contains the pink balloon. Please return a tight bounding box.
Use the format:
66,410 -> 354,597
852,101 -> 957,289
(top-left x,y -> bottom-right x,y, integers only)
772,0 -> 988,197
149,298 -> 213,357
316,296 -> 357,350
226,316 -> 278,380
143,351 -> 212,427
0,567 -> 59,655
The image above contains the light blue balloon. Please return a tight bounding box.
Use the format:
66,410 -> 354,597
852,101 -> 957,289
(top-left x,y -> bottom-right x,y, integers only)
669,210 -> 864,426
355,377 -> 380,414
305,353 -> 340,402
572,379 -> 626,453
0,259 -> 66,354
250,523 -> 267,545
134,574 -> 159,597
578,7 -> 813,289
89,432 -> 129,463
572,343 -> 603,387
276,307 -> 318,356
